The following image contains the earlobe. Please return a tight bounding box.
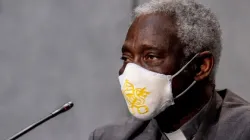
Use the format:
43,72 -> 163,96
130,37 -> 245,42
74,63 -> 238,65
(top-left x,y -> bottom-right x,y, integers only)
194,51 -> 214,81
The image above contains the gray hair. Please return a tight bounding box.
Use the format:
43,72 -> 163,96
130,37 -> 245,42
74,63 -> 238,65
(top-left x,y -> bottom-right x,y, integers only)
134,0 -> 222,80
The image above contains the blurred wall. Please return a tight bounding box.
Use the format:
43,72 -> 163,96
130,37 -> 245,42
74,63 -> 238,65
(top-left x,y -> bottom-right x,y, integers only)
0,0 -> 249,140
0,0 -> 131,139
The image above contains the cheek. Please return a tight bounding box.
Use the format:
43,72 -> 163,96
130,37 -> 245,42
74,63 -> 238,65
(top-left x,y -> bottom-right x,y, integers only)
158,57 -> 177,75
119,63 -> 127,75
171,71 -> 195,96
160,57 -> 184,95
171,76 -> 183,96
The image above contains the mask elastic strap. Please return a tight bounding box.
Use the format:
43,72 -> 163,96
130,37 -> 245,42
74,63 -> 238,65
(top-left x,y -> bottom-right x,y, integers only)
174,80 -> 196,99
172,53 -> 199,100
172,53 -> 200,79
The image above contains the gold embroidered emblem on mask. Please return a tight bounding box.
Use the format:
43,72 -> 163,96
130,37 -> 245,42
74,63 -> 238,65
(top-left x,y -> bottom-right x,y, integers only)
122,79 -> 150,114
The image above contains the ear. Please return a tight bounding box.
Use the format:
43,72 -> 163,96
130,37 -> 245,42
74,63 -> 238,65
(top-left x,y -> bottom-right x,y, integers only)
194,51 -> 214,81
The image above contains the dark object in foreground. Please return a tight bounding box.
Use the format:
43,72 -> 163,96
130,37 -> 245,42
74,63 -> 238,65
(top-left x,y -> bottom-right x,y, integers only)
6,101 -> 74,140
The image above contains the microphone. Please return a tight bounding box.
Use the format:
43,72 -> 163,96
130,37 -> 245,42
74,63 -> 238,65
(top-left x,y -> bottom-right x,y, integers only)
6,101 -> 74,140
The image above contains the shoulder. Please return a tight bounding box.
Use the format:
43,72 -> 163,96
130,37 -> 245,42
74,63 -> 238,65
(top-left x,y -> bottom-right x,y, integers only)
217,89 -> 250,139
218,89 -> 250,122
88,117 -> 151,140
219,89 -> 250,122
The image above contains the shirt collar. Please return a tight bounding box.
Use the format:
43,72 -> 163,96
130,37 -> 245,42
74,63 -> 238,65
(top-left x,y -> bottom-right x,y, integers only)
165,129 -> 187,140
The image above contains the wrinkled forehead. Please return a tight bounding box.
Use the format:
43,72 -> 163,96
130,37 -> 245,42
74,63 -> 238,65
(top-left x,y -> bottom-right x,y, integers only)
124,13 -> 178,51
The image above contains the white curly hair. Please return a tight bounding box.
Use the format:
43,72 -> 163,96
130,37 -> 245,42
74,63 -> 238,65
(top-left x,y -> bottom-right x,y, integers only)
134,0 -> 222,80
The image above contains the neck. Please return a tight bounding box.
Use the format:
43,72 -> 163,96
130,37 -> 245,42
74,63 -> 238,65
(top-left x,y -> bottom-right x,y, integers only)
155,80 -> 214,132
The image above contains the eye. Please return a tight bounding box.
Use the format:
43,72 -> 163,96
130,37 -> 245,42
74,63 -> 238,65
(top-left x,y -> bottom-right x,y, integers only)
120,56 -> 129,62
148,55 -> 157,60
145,54 -> 158,61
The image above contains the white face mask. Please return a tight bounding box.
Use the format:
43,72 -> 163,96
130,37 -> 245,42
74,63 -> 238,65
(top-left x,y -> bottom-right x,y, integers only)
118,54 -> 199,120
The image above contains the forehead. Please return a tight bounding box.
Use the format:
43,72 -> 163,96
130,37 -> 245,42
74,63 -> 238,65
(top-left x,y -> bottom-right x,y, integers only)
124,13 -> 178,50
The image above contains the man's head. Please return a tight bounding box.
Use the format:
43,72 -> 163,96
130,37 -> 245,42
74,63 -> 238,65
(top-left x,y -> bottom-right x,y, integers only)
119,0 -> 221,97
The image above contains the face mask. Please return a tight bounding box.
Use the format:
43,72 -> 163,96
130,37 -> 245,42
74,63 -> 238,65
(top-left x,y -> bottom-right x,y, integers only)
118,54 -> 199,120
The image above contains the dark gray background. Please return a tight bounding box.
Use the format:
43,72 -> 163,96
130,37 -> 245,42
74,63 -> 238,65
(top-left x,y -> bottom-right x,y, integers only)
0,0 -> 249,139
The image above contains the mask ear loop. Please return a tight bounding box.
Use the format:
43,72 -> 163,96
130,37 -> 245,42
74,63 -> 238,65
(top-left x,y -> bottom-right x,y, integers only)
175,81 -> 196,99
171,53 -> 200,100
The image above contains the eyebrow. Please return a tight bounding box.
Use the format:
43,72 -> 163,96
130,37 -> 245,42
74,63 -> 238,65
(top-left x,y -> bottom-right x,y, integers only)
140,44 -> 162,51
121,45 -> 130,53
122,43 -> 163,52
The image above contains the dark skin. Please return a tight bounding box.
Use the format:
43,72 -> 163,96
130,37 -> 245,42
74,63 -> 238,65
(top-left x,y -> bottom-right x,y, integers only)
119,13 -> 215,132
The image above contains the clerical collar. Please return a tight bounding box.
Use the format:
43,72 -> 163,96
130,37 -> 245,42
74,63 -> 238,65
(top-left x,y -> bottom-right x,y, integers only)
165,129 -> 187,140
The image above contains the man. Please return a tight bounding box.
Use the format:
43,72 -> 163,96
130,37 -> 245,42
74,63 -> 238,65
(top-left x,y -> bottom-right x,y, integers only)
89,0 -> 250,139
